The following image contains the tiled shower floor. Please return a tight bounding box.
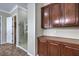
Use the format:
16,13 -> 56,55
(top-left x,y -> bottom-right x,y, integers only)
0,43 -> 28,56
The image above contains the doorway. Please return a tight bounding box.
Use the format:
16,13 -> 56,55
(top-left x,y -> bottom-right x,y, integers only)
7,17 -> 13,44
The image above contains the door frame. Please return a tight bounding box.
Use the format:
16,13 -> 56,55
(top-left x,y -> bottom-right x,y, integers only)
12,14 -> 17,45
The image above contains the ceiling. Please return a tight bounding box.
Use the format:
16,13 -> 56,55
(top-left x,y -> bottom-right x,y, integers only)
0,3 -> 27,13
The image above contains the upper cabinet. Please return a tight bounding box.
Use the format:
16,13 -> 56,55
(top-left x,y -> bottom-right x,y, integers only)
64,4 -> 77,26
41,5 -> 50,29
41,3 -> 79,29
50,4 -> 61,27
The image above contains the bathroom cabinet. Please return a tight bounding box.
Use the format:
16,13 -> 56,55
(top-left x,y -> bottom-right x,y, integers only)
38,36 -> 79,56
41,3 -> 79,29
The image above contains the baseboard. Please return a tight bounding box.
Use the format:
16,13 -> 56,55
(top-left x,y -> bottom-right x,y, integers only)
16,45 -> 33,56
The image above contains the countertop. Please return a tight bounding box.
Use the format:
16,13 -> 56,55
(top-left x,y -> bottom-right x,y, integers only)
39,36 -> 79,45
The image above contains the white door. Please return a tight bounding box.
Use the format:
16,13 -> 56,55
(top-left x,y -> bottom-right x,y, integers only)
7,17 -> 12,44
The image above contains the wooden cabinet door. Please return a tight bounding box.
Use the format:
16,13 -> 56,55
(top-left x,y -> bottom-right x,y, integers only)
64,3 -> 76,26
48,40 -> 60,56
50,4 -> 61,27
38,38 -> 48,56
41,6 -> 50,29
75,4 -> 79,26
62,45 -> 79,56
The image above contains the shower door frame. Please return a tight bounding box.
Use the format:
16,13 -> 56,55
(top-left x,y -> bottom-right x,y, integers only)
12,15 -> 17,46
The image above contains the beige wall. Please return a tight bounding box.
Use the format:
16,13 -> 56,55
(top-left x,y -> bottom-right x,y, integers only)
36,4 -> 44,37
35,3 -> 44,56
0,11 -> 10,44
27,3 -> 36,55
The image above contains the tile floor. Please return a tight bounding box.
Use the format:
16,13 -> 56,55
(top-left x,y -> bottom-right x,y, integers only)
0,43 -> 28,56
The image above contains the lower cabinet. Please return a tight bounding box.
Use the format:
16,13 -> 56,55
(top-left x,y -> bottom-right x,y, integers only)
48,40 -> 60,56
38,38 -> 48,56
62,44 -> 79,56
38,37 -> 79,56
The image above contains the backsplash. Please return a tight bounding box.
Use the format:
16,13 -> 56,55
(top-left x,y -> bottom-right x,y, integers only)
43,28 -> 79,39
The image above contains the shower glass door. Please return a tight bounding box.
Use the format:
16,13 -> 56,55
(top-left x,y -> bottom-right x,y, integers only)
18,7 -> 28,50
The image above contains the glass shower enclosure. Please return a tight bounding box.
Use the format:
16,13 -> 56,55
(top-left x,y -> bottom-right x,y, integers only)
18,7 -> 28,50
